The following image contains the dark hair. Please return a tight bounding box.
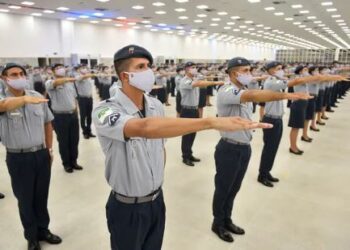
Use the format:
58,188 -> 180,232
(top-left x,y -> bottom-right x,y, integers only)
33,81 -> 46,95
114,59 -> 132,78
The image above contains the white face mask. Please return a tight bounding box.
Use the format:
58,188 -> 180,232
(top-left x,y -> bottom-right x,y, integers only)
189,68 -> 197,75
126,68 -> 155,93
302,71 -> 310,77
55,68 -> 66,77
80,68 -> 88,74
274,70 -> 285,79
7,78 -> 28,90
236,73 -> 253,86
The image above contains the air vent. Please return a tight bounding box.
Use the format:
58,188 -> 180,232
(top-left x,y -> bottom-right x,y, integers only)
272,1 -> 287,4
293,14 -> 303,17
95,8 -> 108,11
204,8 -> 216,12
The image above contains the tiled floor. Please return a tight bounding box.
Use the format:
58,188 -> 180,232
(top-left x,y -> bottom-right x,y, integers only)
1,92 -> 349,250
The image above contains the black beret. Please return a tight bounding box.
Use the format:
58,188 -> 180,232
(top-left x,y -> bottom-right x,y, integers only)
51,63 -> 64,70
295,65 -> 307,75
1,63 -> 27,76
113,44 -> 153,65
184,61 -> 196,68
308,66 -> 318,74
227,57 -> 250,71
176,67 -> 184,73
265,61 -> 282,71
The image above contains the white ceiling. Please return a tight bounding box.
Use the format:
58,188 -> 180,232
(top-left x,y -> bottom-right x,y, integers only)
0,0 -> 350,49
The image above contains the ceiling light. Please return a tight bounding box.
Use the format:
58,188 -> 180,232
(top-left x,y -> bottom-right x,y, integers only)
90,21 -> 99,24
153,2 -> 165,6
175,0 -> 188,2
326,8 -> 337,12
115,23 -> 123,27
307,16 -> 316,19
336,20 -> 345,23
176,26 -> 184,29
9,5 -> 21,9
57,7 -> 69,11
218,12 -> 228,15
43,10 -> 55,14
179,16 -> 188,19
97,0 -> 110,2
285,17 -> 294,21
239,25 -> 247,28
233,29 -> 240,32
224,27 -> 230,30
132,5 -> 144,10
144,25 -> 152,28
197,14 -> 207,18
66,17 -> 76,20
155,11 -> 166,14
103,18 -> 112,22
274,12 -> 284,16
321,2 -> 333,6
21,1 -> 35,5
150,28 -> 158,32
163,27 -> 170,31
299,10 -> 310,14
248,0 -> 261,2
79,15 -> 89,19
128,22 -> 136,25
175,8 -> 186,12
158,23 -> 167,26
231,16 -> 240,19
194,20 -> 203,23
93,12 -> 104,17
212,18 -> 221,21
0,8 -> 9,12
245,20 -> 253,24
31,13 -> 42,16
293,22 -> 301,25
210,23 -> 218,26
338,23 -> 346,26
264,27 -> 271,30
141,20 -> 151,24
117,16 -> 126,20
197,5 -> 208,9
256,24 -> 264,27
318,24 -> 326,27
292,4 -> 303,8
332,14 -> 341,18
227,22 -> 235,25
299,25 -> 306,28
314,21 -> 322,24
248,28 -> 255,31
133,26 -> 140,29
264,7 -> 275,11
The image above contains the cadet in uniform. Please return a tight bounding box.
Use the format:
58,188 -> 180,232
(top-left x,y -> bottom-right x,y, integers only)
212,57 -> 312,243
0,63 -> 61,250
175,67 -> 185,117
92,45 -> 271,250
46,64 -> 83,173
179,62 -> 224,167
75,64 -> 96,139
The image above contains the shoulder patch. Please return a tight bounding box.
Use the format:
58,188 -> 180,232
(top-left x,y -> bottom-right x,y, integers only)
224,86 -> 235,92
108,113 -> 120,126
97,107 -> 114,123
233,89 -> 241,95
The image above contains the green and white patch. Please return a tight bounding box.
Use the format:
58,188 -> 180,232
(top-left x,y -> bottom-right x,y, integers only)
97,107 -> 114,123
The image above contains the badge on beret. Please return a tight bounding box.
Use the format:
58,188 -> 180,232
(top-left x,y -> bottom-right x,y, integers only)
108,113 -> 120,126
129,47 -> 135,54
238,59 -> 242,64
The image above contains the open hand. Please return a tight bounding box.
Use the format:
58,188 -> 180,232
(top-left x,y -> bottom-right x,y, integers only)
23,96 -> 48,104
210,117 -> 273,132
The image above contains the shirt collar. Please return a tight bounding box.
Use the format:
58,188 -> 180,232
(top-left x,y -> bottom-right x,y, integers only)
114,87 -> 155,115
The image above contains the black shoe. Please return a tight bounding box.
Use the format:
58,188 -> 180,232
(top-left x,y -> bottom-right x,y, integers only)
301,136 -> 313,143
183,159 -> 195,167
211,224 -> 234,242
326,109 -> 335,113
38,231 -> 62,244
64,166 -> 73,173
331,104 -> 338,108
28,241 -> 41,250
225,222 -> 245,235
257,177 -> 274,187
310,126 -> 320,132
83,134 -> 90,139
267,174 -> 279,183
88,133 -> 96,138
289,148 -> 303,155
72,163 -> 83,170
321,116 -> 329,120
189,156 -> 201,162
0,192 -> 4,199
317,121 -> 326,125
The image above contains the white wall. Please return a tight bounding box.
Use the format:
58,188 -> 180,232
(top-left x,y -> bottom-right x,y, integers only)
0,13 -> 276,63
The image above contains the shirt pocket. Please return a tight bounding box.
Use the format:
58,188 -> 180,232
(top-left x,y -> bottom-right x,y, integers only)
7,112 -> 23,129
33,109 -> 44,125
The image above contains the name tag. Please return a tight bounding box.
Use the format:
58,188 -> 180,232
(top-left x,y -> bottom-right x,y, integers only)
9,112 -> 22,117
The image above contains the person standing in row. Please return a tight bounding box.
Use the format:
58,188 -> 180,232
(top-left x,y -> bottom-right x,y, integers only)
0,63 -> 62,250
175,67 -> 185,117
212,57 -> 311,243
75,64 -> 97,139
180,62 -> 225,167
46,64 -> 83,173
92,44 -> 272,250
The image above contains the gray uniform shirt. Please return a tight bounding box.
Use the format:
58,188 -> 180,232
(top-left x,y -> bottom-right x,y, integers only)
75,74 -> 93,97
155,73 -> 167,88
217,83 -> 253,144
45,79 -> 77,112
263,76 -> 288,117
0,89 -> 54,149
179,76 -> 199,107
175,75 -> 183,92
293,77 -> 308,93
308,82 -> 319,95
92,87 -> 165,197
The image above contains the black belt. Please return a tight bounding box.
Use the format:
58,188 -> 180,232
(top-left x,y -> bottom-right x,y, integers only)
181,105 -> 198,110
264,114 -> 283,120
112,188 -> 162,204
222,138 -> 250,146
53,110 -> 76,114
7,144 -> 45,153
